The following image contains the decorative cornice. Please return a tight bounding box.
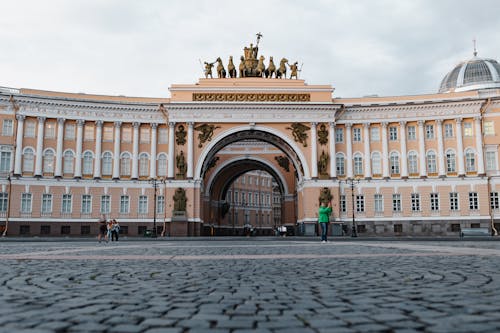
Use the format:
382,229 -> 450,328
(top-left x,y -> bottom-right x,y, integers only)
193,92 -> 311,102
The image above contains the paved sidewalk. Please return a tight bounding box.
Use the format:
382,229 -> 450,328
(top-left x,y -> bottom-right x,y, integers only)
1,239 -> 500,332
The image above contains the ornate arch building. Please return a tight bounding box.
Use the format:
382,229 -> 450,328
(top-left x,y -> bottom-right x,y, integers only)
1,46 -> 500,237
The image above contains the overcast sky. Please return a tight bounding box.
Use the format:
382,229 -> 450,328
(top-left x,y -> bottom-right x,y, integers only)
1,0 -> 499,98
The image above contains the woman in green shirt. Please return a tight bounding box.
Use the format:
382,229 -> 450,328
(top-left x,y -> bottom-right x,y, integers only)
318,201 -> 332,243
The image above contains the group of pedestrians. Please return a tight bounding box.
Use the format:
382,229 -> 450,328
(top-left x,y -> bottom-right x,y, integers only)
98,215 -> 120,243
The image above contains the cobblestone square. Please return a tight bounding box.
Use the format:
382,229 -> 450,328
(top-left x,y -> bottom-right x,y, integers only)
1,239 -> 500,332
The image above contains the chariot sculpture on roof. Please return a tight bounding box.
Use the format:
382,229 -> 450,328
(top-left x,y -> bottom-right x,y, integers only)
202,33 -> 302,79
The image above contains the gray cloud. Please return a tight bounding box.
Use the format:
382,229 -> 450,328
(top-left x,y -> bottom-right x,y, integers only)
1,0 -> 499,98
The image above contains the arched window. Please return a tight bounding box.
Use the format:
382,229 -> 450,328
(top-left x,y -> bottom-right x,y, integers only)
63,150 -> 74,174
102,152 -> 113,176
408,151 -> 418,174
336,153 -> 345,176
157,154 -> 167,176
139,153 -> 149,177
353,153 -> 363,176
426,151 -> 437,174
120,152 -> 131,176
23,147 -> 35,173
390,152 -> 400,175
43,149 -> 55,174
446,149 -> 456,173
465,149 -> 476,172
0,146 -> 12,173
371,152 -> 381,175
83,151 -> 94,175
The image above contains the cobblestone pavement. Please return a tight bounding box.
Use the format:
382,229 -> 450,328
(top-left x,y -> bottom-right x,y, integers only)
2,239 -> 500,332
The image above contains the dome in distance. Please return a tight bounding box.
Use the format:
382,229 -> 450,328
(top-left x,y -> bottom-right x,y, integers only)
439,54 -> 500,93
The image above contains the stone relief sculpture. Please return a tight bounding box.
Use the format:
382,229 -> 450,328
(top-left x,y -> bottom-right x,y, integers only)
195,123 -> 221,148
317,123 -> 328,145
318,150 -> 329,176
286,123 -> 310,147
275,155 -> 290,172
319,187 -> 333,205
176,125 -> 186,145
173,188 -> 187,212
176,151 -> 186,178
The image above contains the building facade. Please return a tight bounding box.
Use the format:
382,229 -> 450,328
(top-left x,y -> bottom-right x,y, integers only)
1,48 -> 500,237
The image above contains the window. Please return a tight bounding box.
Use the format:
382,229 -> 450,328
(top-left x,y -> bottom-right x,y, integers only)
371,152 -> 381,175
254,193 -> 259,205
353,128 -> 361,142
41,194 -> 52,214
122,127 -> 132,143
374,194 -> 383,213
392,194 -> 401,212
157,154 -> 167,176
0,146 -> 12,173
81,195 -> 92,214
370,127 -> 380,141
248,176 -> 253,185
241,176 -> 246,185
335,127 -> 344,143
100,195 -> 111,214
425,125 -> 434,139
484,121 -> 495,136
83,151 -> 93,175
407,126 -> 416,140
138,195 -> 148,214
389,127 -> 398,141
61,194 -> 72,214
490,192 -> 499,210
444,123 -> 454,138
102,152 -> 113,176
450,192 -> 459,211
63,151 -> 74,174
408,151 -> 418,174
25,120 -> 36,137
446,150 -> 456,173
426,151 -> 437,174
353,154 -> 363,176
42,149 -> 54,174
340,195 -> 346,213
157,195 -> 165,214
248,192 -> 252,205
23,148 -> 35,173
158,128 -> 168,144
65,123 -> 75,140
103,126 -> 113,141
390,152 -> 400,175
21,193 -> 32,213
40,225 -> 51,235
0,192 -> 7,212
486,151 -> 497,171
394,224 -> 403,233
336,154 -> 345,176
465,149 -> 476,172
356,195 -> 364,212
84,124 -> 94,141
140,127 -> 150,143
464,122 -> 473,137
81,225 -> 91,235
411,193 -> 420,212
469,192 -> 479,210
430,193 -> 439,211
120,195 -> 130,214
2,119 -> 13,136
120,152 -> 131,176
45,122 -> 56,139
234,191 -> 239,204
139,153 -> 149,177
61,226 -> 71,235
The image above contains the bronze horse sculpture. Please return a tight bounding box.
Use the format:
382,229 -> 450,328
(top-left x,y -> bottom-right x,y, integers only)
256,55 -> 266,77
227,56 -> 237,78
216,57 -> 226,78
265,56 -> 276,78
276,58 -> 288,79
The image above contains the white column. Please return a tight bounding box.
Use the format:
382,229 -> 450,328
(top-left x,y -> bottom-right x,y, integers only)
345,124 -> 353,178
54,118 -> 64,177
436,119 -> 446,177
14,115 -> 25,176
34,116 -> 45,177
400,121 -> 408,178
131,122 -> 140,180
93,121 -> 103,179
112,122 -> 121,180
74,119 -> 84,178
168,122 -> 175,179
187,122 -> 194,179
417,120 -> 427,178
150,123 -> 158,179
456,118 -> 465,176
329,122 -> 336,178
363,123 -> 371,179
381,122 -> 389,178
475,116 -> 485,175
311,122 -> 318,178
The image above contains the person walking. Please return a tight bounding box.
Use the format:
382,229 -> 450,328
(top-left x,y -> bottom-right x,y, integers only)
111,219 -> 120,242
97,215 -> 107,243
318,201 -> 332,243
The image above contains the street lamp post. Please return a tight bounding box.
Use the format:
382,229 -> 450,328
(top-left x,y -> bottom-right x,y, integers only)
340,178 -> 360,238
149,177 -> 165,238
